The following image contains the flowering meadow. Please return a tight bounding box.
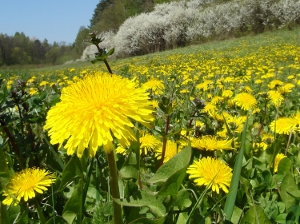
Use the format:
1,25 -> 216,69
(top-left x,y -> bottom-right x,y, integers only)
1,28 -> 300,223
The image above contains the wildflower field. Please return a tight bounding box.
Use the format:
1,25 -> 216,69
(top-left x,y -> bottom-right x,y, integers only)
1,28 -> 300,223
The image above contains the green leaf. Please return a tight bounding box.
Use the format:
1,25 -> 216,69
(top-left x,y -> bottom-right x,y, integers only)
261,170 -> 276,190
120,165 -> 138,179
277,157 -> 292,174
286,190 -> 300,200
173,190 -> 192,210
275,213 -> 288,224
45,216 -> 69,224
286,205 -> 300,223
128,216 -> 166,224
91,59 -> 100,64
2,204 -> 20,223
241,205 -> 272,224
50,94 -> 60,106
59,156 -> 83,191
120,148 -> 139,180
176,212 -> 189,224
62,180 -> 83,224
148,145 -> 192,184
106,48 -> 114,56
115,189 -> 166,217
0,147 -> 11,187
224,117 -> 248,221
280,173 -> 298,211
231,206 -> 243,224
156,166 -> 188,199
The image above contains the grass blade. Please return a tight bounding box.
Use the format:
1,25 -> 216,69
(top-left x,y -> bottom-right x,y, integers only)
223,116 -> 248,221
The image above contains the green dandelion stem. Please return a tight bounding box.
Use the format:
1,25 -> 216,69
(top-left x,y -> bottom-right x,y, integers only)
224,116 -> 248,221
107,150 -> 123,224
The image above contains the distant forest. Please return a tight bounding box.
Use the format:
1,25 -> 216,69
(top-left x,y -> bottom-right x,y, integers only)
0,0 -> 170,66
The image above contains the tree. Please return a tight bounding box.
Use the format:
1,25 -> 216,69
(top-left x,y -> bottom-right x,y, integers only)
30,39 -> 46,64
90,0 -> 111,27
74,26 -> 90,57
0,34 -> 14,65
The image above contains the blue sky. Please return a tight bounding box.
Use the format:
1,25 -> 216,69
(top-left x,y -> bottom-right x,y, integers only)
0,0 -> 99,44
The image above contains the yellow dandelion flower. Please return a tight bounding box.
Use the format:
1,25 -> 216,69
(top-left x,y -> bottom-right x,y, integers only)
7,79 -> 14,89
233,92 -> 257,111
2,168 -> 55,206
180,89 -> 189,94
28,87 -> 38,95
44,72 -> 154,157
115,145 -> 127,155
270,117 -> 298,135
261,133 -> 274,150
273,153 -> 287,173
268,79 -> 284,89
243,86 -> 253,93
211,96 -> 224,105
26,76 -> 36,84
277,83 -> 295,95
223,115 -> 247,134
142,78 -> 164,94
222,90 -> 233,98
187,157 -> 232,194
155,140 -> 181,163
140,133 -> 161,154
39,81 -> 48,87
191,135 -> 233,151
195,120 -> 205,128
202,103 -> 217,113
268,90 -> 283,106
151,100 -> 159,109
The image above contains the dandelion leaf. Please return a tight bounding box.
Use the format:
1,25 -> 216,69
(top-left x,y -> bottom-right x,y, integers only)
148,145 -> 192,184
59,156 -> 83,191
241,205 -> 271,224
281,173 -> 298,211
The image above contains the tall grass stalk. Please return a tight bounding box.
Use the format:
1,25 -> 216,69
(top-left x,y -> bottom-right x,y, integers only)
223,117 -> 248,221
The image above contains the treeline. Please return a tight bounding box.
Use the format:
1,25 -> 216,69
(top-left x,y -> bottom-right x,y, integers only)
0,28 -> 93,67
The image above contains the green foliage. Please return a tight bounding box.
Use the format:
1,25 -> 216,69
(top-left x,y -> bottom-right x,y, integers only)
0,32 -> 78,67
90,0 -> 155,32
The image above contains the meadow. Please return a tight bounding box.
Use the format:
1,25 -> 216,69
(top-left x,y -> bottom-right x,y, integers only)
1,27 -> 300,223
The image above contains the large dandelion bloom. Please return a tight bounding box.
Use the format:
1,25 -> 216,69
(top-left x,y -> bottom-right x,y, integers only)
187,157 -> 232,194
191,135 -> 233,151
44,72 -> 154,157
233,92 -> 257,111
2,168 -> 55,206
